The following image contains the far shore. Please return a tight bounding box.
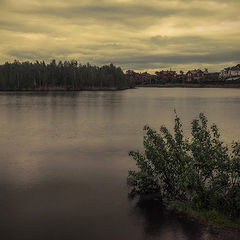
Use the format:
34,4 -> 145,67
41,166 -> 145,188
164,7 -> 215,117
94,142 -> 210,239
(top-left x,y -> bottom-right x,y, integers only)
0,87 -> 131,92
1,84 -> 240,92
137,83 -> 240,88
137,195 -> 240,240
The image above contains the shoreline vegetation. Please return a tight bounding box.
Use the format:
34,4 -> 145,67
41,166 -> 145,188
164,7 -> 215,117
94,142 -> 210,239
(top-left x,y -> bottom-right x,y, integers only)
1,60 -> 240,91
0,60 -> 135,91
167,201 -> 240,229
0,87 -> 129,92
167,201 -> 240,240
127,113 -> 240,232
135,194 -> 240,239
137,83 -> 240,88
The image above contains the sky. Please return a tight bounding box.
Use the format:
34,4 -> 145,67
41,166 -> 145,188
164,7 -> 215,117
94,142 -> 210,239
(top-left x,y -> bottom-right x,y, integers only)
0,0 -> 240,73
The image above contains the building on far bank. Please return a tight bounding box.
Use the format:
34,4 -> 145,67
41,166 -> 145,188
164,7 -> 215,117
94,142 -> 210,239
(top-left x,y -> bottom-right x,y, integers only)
127,67 -> 224,85
219,64 -> 240,81
155,70 -> 177,82
126,70 -> 157,85
186,69 -> 207,82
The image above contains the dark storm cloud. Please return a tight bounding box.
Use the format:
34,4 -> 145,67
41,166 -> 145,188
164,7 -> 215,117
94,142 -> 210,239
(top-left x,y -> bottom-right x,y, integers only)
150,35 -> 215,46
148,35 -> 240,53
9,47 -> 240,70
7,48 -> 78,60
104,50 -> 240,65
13,4 -> 176,30
0,0 -> 240,71
13,2 -> 215,29
0,20 -> 54,34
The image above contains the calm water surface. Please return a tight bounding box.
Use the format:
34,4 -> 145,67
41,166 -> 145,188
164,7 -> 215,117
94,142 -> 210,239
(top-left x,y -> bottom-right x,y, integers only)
0,88 -> 240,240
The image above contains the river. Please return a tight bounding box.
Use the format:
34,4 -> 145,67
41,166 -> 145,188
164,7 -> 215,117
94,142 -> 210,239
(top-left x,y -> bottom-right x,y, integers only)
0,88 -> 240,240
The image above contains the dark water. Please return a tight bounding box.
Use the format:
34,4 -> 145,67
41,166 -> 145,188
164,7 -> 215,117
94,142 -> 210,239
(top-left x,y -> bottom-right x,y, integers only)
0,88 -> 240,240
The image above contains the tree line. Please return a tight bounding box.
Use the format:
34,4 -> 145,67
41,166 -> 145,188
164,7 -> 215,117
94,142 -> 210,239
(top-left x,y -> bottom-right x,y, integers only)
0,60 -> 134,90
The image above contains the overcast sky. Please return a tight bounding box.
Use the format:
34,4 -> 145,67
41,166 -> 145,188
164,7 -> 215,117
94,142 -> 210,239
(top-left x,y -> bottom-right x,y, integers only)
0,0 -> 240,72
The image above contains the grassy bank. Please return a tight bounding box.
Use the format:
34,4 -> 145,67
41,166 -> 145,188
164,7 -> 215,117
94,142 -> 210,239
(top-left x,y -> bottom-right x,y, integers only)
0,87 -> 131,91
167,201 -> 240,229
137,83 -> 240,88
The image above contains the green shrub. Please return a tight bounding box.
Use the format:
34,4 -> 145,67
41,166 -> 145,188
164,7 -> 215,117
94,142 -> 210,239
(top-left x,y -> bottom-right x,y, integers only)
127,112 -> 240,218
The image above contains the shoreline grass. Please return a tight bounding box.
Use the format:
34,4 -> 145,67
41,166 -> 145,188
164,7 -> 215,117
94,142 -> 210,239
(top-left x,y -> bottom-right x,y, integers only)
167,201 -> 240,229
137,83 -> 240,88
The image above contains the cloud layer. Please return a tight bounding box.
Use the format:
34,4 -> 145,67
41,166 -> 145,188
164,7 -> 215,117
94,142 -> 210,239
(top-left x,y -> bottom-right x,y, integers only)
0,0 -> 240,72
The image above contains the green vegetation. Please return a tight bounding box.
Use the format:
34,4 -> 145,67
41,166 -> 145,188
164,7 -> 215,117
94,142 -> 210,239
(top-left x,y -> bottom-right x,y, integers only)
127,112 -> 240,227
0,60 -> 134,90
168,202 -> 240,228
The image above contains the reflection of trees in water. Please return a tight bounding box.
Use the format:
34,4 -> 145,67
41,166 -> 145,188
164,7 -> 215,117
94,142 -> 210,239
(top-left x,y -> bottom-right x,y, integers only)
134,196 -> 205,240
135,196 -> 166,237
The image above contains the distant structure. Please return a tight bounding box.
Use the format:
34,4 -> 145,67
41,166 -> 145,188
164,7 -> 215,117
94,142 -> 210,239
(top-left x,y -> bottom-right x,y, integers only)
186,69 -> 207,82
219,64 -> 240,81
155,70 -> 177,81
126,70 -> 157,85
126,67 -> 225,85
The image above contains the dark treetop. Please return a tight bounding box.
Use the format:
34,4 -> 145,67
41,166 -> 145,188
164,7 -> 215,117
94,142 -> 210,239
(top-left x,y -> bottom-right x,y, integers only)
0,60 -> 134,90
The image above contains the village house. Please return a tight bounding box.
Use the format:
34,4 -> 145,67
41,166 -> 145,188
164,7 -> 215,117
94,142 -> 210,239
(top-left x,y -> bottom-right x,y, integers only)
140,72 -> 158,84
186,69 -> 207,82
127,67 -> 223,85
155,70 -> 177,82
219,64 -> 240,80
126,70 -> 157,85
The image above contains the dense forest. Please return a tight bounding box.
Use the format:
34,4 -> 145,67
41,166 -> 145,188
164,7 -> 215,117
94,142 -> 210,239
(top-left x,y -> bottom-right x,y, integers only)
0,60 -> 134,90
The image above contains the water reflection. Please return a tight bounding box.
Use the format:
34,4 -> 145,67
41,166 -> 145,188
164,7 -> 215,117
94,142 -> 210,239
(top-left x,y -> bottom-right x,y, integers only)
0,88 -> 240,240
134,196 -> 205,240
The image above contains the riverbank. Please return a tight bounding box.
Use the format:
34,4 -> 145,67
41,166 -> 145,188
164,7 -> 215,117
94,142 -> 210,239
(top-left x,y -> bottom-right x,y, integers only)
136,195 -> 240,240
167,201 -> 240,228
137,83 -> 240,88
167,201 -> 240,240
137,194 -> 240,229
0,87 -> 132,91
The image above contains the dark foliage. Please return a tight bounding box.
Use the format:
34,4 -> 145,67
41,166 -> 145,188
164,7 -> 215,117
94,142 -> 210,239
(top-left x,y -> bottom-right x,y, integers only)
127,113 -> 240,218
0,60 -> 134,90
